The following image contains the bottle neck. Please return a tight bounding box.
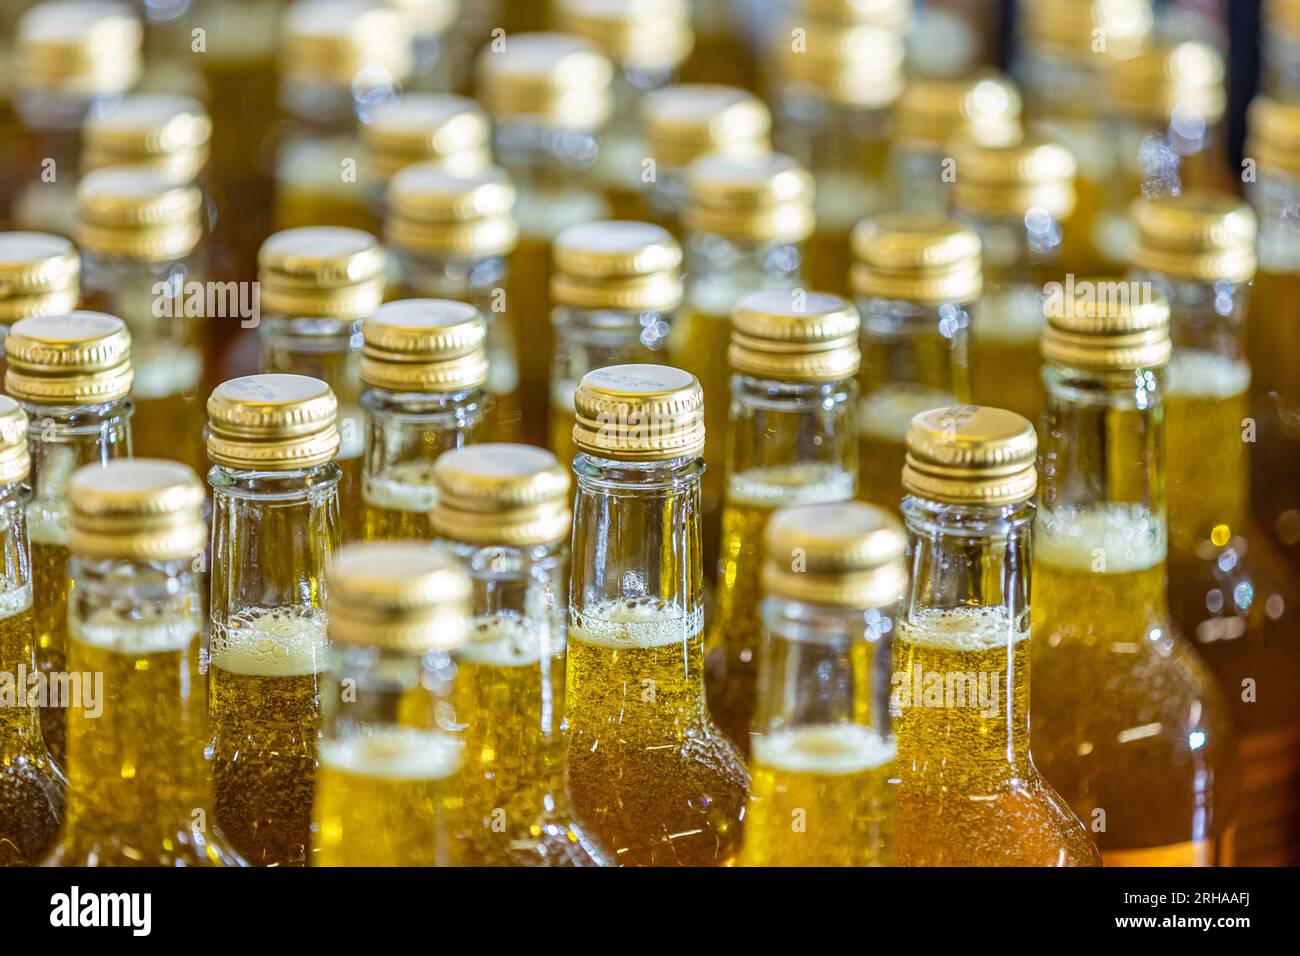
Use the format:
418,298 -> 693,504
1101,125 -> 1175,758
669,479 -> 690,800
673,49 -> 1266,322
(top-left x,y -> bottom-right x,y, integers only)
955,208 -> 1065,288
756,595 -> 894,739
392,248 -> 507,308
208,461 -> 342,624
684,232 -> 802,316
360,386 -> 488,489
0,483 -> 42,751
896,495 -> 1034,768
857,295 -> 971,416
727,374 -> 858,486
321,639 -> 459,740
23,398 -> 133,533
63,554 -> 206,833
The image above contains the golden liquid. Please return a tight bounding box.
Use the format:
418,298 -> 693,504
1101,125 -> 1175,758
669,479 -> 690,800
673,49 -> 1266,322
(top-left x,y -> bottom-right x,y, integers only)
549,386 -> 577,475
0,586 -> 63,866
740,724 -> 895,867
1031,508 -> 1236,862
1247,264 -> 1300,568
858,384 -> 956,513
969,285 -> 1046,427
313,727 -> 464,867
47,611 -> 229,866
361,463 -> 438,542
272,136 -> 377,235
893,606 -> 1100,866
454,617 -> 612,866
566,599 -> 750,866
508,233 -> 555,448
707,464 -> 855,754
130,352 -> 208,477
209,607 -> 326,867
803,157 -> 891,297
337,445 -> 365,545
29,523 -> 69,769
1166,351 -> 1300,865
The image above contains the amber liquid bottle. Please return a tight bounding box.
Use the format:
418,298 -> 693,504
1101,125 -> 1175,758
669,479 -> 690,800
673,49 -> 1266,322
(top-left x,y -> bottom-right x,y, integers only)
1131,192 -> 1300,865
1031,282 -> 1237,865
893,405 -> 1099,866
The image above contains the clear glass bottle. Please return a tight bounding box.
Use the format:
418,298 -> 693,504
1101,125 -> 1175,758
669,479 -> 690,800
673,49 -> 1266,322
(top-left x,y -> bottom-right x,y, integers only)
893,404 -> 1099,866
1130,191 -> 1300,866
272,0 -> 411,233
257,226 -> 386,542
1243,96 -> 1300,573
1091,40 -> 1228,271
640,84 -> 770,232
566,364 -> 749,865
554,0 -> 694,219
951,132 -> 1076,427
206,373 -> 342,867
850,215 -> 978,510
890,74 -> 1021,218
1013,0 -> 1153,275
432,443 -> 614,866
768,5 -> 904,295
10,1 -> 142,236
75,166 -> 208,476
549,220 -> 682,467
44,459 -> 241,866
706,290 -> 859,756
312,541 -> 469,866
0,232 -> 80,377
359,298 -> 489,542
385,163 -> 522,444
740,501 -> 902,867
1032,283 -> 1237,865
672,151 -> 814,568
362,92 -> 492,222
476,32 -> 613,447
3,310 -> 134,770
0,397 -> 63,866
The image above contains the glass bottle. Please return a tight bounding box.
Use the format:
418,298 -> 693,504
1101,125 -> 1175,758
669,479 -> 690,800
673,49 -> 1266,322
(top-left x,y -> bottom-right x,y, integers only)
1091,40 -> 1228,271
951,132 -> 1076,427
1262,0 -> 1300,98
768,3 -> 904,295
1013,0 -> 1153,275
74,166 -> 208,475
432,443 -> 614,866
385,163 -> 522,443
312,541 -> 468,866
10,1 -> 142,236
890,74 -> 1021,218
362,92 -> 491,223
206,373 -> 342,867
359,298 -> 489,541
706,289 -> 859,756
476,32 -> 613,447
257,225 -> 386,542
272,0 -> 411,233
639,84 -> 770,232
850,214 -> 978,511
1130,191 -> 1300,866
893,404 -> 1099,866
1032,282 -> 1237,864
1243,96 -> 1300,572
0,397 -> 63,866
554,0 -> 694,219
3,310 -> 134,769
0,231 -> 80,376
549,220 -> 682,468
740,501 -> 902,867
672,150 -> 814,569
566,364 -> 749,865
44,459 -> 241,866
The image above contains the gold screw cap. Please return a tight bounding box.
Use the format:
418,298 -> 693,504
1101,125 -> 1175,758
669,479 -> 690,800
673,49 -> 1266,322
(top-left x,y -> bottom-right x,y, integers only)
1106,40 -> 1225,125
1246,95 -> 1300,178
951,132 -> 1077,219
257,226 -> 387,321
68,459 -> 207,562
895,74 -> 1022,151
0,233 -> 81,322
729,289 -> 861,381
16,1 -> 143,95
684,151 -> 815,242
83,94 -> 213,183
554,0 -> 694,72
476,32 -> 614,129
550,221 -> 683,312
281,0 -> 412,87
361,298 -> 488,393
75,166 -> 204,261
328,541 -> 471,652
773,19 -> 905,108
572,363 -> 704,461
206,373 -> 341,470
903,404 -> 1038,506
433,443 -> 571,547
641,84 -> 771,169
386,164 -> 518,256
364,93 -> 492,181
4,310 -> 133,404
0,398 -> 31,486
851,214 -> 983,305
1131,191 -> 1256,284
762,501 -> 907,609
1040,278 -> 1172,370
